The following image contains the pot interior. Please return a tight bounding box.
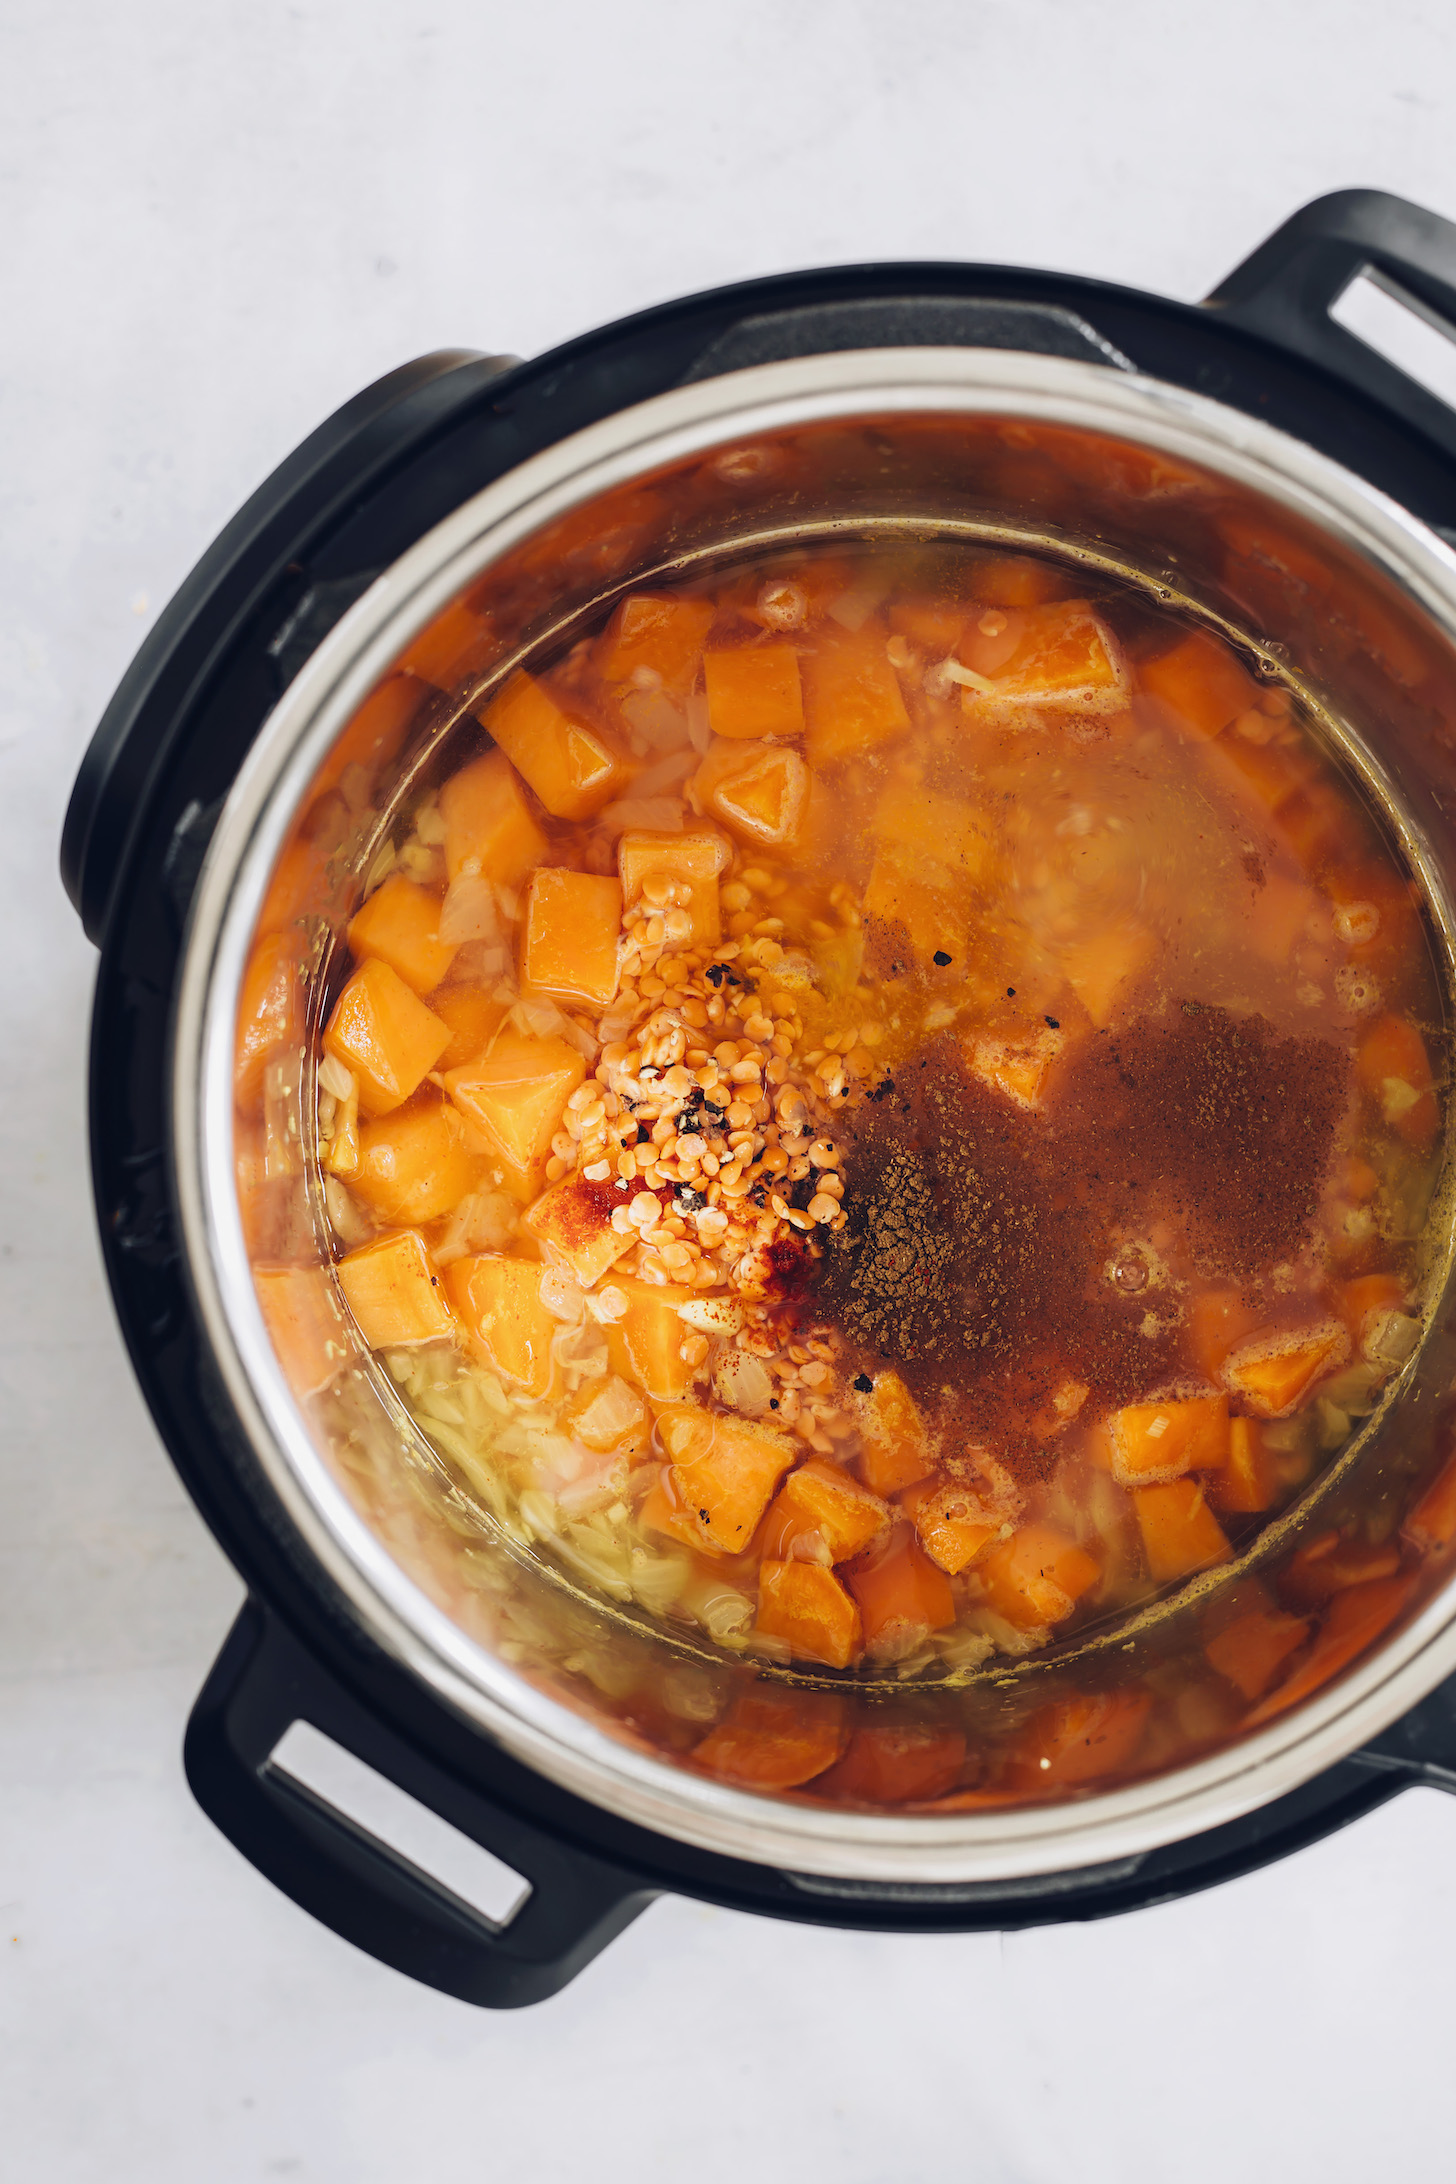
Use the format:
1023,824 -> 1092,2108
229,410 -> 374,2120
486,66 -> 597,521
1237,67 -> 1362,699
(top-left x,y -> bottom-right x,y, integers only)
218,389 -> 1456,1835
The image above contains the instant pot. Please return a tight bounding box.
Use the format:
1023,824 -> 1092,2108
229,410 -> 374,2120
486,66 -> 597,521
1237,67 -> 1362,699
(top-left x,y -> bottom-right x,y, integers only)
62,190 -> 1456,2006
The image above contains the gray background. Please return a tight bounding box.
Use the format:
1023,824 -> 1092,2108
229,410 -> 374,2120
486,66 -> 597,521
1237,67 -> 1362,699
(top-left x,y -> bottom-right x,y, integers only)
5,3 -> 1456,2177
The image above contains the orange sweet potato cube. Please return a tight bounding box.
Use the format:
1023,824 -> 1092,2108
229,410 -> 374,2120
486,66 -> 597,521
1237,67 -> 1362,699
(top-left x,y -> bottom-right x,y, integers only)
691,1688 -> 848,1790
598,592 -> 716,697
336,1228 -> 456,1349
311,673 -> 428,802
1219,1320 -> 1350,1418
1005,1689 -> 1153,1791
601,1276 -> 699,1402
351,1095 -> 481,1225
1060,916 -> 1155,1027
853,1370 -> 934,1497
658,1405 -> 797,1554
801,628 -> 910,763
617,828 -> 728,947
1138,628 -> 1261,739
441,1253 -> 559,1397
478,670 -> 627,820
1133,1476 -> 1230,1582
900,1478 -> 999,1575
1208,1417 -> 1278,1514
756,1560 -> 862,1669
1205,1606 -> 1311,1701
428,985 -> 509,1071
253,1264 -> 351,1397
959,601 -> 1127,716
438,747 -> 548,887
1187,1288 -> 1264,1379
235,929 -> 301,1115
1407,1449 -> 1456,1550
519,867 -> 622,1009
1357,1014 -> 1439,1151
703,644 -> 805,741
324,958 -> 451,1117
524,1172 -> 635,1288
692,738 -> 808,849
816,1724 -> 966,1805
443,1033 -> 586,1192
968,554 -> 1077,608
1109,1395 -> 1230,1486
638,1470 -> 717,1554
977,1522 -> 1100,1629
347,873 -> 456,996
845,1523 -> 956,1657
964,1026 -> 1065,1112
397,597 -> 495,690
766,1460 -> 891,1565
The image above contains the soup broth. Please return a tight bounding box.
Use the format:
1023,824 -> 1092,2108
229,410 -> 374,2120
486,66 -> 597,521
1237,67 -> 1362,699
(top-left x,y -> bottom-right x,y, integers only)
286,538 -> 1448,1712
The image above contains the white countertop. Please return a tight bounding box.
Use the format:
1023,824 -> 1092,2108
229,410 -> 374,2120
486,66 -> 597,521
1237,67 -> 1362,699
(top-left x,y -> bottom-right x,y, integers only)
5,3 -> 1456,2175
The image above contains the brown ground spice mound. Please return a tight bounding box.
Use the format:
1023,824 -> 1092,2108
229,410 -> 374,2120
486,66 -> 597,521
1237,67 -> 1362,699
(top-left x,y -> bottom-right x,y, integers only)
811,1006 -> 1349,1479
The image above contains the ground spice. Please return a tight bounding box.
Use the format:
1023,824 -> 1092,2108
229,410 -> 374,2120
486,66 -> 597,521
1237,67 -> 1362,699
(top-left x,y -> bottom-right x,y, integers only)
811,1006 -> 1348,1482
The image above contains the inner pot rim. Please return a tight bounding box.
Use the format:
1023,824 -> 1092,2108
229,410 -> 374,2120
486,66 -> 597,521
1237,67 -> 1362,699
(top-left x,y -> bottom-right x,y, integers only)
174,344 -> 1456,1884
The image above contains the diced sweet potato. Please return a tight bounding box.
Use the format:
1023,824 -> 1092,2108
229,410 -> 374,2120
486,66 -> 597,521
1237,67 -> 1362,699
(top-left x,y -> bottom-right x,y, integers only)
438,747 -> 548,887
444,1033 -> 586,1192
1060,916 -> 1155,1027
763,1460 -> 891,1565
1335,1271 -> 1408,1345
310,672 -> 427,802
337,1229 -> 455,1349
1133,1476 -> 1230,1583
964,1025 -> 1065,1112
235,929 -> 301,1115
967,554 -> 1076,608
1005,1689 -> 1152,1791
814,1724 -> 967,1805
561,1375 -> 649,1459
958,601 -> 1127,717
703,643 -> 804,741
428,985 -> 509,1071
756,1559 -> 862,1668
691,738 -> 808,849
1109,1395 -> 1230,1486
1187,1288 -> 1264,1379
691,1688 -> 847,1789
442,1253 -> 559,1398
658,1405 -> 797,1554
617,828 -> 728,947
324,959 -> 450,1118
900,1479 -> 998,1575
524,1172 -> 635,1288
1208,1417 -> 1278,1514
977,1522 -> 1100,1629
801,627 -> 910,763
351,1095 -> 481,1225
1280,1529 -> 1402,1611
253,1264 -> 351,1396
478,670 -> 626,821
887,597 -> 968,650
1205,1607 -> 1311,1700
598,592 -> 715,696
1220,1320 -> 1350,1417
602,1276 -> 698,1401
346,874 -> 456,996
852,1370 -> 934,1497
1357,1014 -> 1439,1150
519,867 -> 622,1009
1138,628 -> 1261,740
846,1522 -> 957,1657
638,1469 -> 716,1555
398,597 -> 495,690
1245,1576 -> 1413,1724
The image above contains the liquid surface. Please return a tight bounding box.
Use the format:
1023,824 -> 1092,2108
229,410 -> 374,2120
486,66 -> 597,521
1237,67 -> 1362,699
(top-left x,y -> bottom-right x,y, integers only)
241,538 -> 1449,1796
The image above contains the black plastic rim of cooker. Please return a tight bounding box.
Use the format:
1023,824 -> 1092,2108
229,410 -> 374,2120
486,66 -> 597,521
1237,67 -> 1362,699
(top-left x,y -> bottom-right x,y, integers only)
59,189 -> 1456,2007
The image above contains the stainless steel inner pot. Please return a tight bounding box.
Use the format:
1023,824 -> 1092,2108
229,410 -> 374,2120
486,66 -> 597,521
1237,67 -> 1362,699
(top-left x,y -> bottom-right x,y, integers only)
173,345 -> 1456,1884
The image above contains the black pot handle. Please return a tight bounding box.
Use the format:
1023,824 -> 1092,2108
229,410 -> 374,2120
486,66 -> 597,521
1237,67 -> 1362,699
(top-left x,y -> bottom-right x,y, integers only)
184,1600 -> 656,2008
1205,187 -> 1456,463
1353,1664 -> 1456,1789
